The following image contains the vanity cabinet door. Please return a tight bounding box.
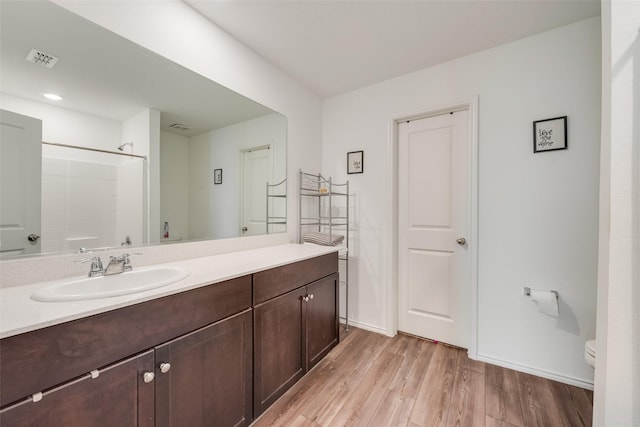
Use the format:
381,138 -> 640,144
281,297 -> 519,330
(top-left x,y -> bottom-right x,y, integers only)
0,350 -> 155,426
155,310 -> 253,427
253,287 -> 307,417
305,273 -> 339,370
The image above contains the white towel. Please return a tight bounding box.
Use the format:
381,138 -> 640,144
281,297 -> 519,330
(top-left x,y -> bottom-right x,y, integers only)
303,231 -> 345,246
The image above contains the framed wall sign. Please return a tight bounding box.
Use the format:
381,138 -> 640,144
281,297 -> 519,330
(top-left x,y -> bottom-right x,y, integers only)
213,168 -> 222,184
533,116 -> 567,153
347,150 -> 364,174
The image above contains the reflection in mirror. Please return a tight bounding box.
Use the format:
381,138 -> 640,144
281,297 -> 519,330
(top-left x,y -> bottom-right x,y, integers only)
0,0 -> 287,258
41,143 -> 147,254
161,111 -> 287,241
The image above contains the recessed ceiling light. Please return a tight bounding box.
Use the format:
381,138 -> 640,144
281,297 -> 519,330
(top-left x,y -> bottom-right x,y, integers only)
43,93 -> 63,101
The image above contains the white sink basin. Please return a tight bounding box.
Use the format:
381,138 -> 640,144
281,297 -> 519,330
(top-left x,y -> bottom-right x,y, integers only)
31,266 -> 190,302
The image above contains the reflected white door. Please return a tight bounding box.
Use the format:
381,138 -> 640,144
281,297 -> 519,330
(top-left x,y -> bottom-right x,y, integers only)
0,110 -> 42,256
397,110 -> 470,348
241,146 -> 271,236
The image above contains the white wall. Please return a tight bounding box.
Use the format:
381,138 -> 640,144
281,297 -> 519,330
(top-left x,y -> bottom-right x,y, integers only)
160,131 -> 189,242
323,18 -> 601,386
594,1 -> 640,425
51,0 -> 323,243
0,93 -> 121,152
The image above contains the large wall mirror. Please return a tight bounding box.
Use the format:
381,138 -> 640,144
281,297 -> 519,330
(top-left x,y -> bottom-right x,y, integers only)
0,0 -> 287,258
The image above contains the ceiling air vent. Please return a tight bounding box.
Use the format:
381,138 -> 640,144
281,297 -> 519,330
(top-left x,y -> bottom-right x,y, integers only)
25,49 -> 59,68
169,123 -> 191,131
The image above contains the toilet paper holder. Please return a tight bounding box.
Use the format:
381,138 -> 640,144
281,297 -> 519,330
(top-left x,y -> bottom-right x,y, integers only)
523,287 -> 558,298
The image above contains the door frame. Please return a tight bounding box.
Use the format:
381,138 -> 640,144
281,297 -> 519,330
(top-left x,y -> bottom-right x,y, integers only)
386,96 -> 479,358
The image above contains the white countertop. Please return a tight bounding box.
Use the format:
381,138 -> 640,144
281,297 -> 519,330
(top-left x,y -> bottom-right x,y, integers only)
0,243 -> 338,339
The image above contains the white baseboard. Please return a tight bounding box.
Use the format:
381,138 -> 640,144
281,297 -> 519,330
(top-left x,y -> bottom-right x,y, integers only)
339,317 -> 392,337
476,353 -> 594,390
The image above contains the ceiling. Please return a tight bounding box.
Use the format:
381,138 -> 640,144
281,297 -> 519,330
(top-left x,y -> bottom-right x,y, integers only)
0,0 -> 274,137
185,0 -> 601,98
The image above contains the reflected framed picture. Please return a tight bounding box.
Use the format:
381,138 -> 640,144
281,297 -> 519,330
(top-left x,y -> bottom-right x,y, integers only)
347,150 -> 364,174
213,168 -> 222,185
533,116 -> 567,153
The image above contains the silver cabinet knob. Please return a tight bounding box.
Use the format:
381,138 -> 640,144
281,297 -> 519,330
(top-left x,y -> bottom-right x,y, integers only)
159,362 -> 171,374
309,294 -> 314,300
27,233 -> 40,243
303,296 -> 309,302
456,238 -> 467,246
143,372 -> 155,383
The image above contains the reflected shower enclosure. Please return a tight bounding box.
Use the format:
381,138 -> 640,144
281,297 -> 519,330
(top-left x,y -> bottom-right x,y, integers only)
40,143 -> 146,253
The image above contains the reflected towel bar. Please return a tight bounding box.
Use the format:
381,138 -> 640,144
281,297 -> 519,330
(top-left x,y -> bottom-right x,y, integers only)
523,286 -> 558,298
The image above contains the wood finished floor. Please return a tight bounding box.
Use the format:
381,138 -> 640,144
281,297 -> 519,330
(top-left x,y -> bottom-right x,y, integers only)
251,327 -> 593,427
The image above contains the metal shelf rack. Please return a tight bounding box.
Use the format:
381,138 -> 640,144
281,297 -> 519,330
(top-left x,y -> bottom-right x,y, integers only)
298,170 -> 350,330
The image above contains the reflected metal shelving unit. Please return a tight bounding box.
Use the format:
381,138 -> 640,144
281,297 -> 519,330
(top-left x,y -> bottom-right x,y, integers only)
266,178 -> 287,234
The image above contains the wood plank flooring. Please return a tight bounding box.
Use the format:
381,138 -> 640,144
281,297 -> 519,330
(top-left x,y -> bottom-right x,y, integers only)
251,327 -> 593,427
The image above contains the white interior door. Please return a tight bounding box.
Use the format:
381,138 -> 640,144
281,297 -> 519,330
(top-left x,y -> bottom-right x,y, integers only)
397,109 -> 470,348
0,110 -> 42,256
241,146 -> 271,236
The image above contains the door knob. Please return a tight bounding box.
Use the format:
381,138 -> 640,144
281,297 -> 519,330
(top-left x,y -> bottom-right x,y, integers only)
456,237 -> 466,246
27,233 -> 40,243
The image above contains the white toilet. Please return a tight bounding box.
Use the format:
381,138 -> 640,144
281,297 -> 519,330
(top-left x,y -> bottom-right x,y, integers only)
584,339 -> 596,368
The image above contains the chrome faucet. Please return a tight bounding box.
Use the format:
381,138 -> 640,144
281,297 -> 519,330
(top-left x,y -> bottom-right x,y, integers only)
104,253 -> 140,275
76,256 -> 104,277
104,255 -> 125,275
76,252 -> 141,277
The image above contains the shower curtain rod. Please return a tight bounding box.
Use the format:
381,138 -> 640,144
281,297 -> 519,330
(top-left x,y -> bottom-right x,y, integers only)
42,141 -> 147,160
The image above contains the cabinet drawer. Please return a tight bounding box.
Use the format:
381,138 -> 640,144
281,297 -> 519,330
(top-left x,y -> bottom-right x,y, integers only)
0,275 -> 251,408
253,252 -> 338,304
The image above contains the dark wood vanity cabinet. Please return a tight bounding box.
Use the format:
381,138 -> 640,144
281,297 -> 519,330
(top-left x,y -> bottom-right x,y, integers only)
0,276 -> 253,427
0,275 -> 252,409
253,252 -> 339,417
0,311 -> 254,427
0,350 -> 156,426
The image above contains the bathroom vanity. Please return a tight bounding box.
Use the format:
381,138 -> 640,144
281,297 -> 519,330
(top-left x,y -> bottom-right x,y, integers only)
0,245 -> 338,426
253,254 -> 338,416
